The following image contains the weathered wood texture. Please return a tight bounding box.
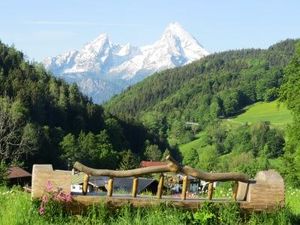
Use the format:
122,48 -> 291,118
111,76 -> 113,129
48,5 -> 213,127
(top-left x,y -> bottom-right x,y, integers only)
73,155 -> 250,182
207,182 -> 214,200
31,165 -> 71,199
156,174 -> 164,199
82,174 -> 89,195
70,194 -> 279,212
107,178 -> 114,197
31,161 -> 284,212
181,176 -> 188,200
236,182 -> 249,201
132,177 -> 139,198
245,170 -> 284,211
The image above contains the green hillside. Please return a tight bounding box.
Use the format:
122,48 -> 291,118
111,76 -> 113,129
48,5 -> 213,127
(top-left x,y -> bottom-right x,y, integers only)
106,39 -> 298,146
0,41 -> 170,171
179,100 -> 292,162
229,100 -> 292,126
179,132 -> 207,156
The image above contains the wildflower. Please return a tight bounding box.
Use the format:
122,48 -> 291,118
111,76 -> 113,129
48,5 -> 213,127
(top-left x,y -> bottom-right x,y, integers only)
65,193 -> 72,202
42,194 -> 48,203
39,206 -> 45,215
38,180 -> 73,216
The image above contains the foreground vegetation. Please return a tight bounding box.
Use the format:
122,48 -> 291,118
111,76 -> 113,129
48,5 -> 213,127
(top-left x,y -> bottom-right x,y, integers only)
0,186 -> 299,225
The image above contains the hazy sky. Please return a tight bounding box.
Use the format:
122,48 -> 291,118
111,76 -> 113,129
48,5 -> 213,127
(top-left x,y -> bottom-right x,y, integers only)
0,0 -> 299,61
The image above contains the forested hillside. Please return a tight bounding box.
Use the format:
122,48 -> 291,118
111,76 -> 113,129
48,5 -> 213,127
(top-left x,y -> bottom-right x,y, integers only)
104,39 -> 300,181
0,41 -> 173,174
279,41 -> 300,186
1,39 -> 298,183
106,39 -> 297,144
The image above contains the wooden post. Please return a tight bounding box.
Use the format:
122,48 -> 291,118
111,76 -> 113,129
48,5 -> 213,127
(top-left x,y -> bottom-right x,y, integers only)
157,174 -> 164,199
181,175 -> 188,200
132,177 -> 139,198
207,182 -> 214,200
82,174 -> 89,195
233,181 -> 239,200
107,177 -> 114,197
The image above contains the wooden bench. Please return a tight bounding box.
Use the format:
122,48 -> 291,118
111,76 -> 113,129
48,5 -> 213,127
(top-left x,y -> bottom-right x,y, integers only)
31,156 -> 284,212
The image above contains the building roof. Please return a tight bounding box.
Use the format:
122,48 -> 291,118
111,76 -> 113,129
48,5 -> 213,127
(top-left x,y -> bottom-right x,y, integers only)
8,166 -> 31,179
113,177 -> 157,194
71,174 -> 157,194
140,161 -> 168,168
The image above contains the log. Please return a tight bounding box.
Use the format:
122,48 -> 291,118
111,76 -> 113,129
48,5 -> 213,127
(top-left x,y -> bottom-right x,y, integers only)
73,160 -> 180,178
82,174 -> 89,195
181,166 -> 249,182
181,175 -> 188,200
107,177 -> 114,197
132,177 -> 139,198
156,174 -> 164,199
73,155 -> 250,182
207,182 -> 214,200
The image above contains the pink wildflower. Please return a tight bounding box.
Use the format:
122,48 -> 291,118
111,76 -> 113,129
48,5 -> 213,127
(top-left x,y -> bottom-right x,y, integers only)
65,193 -> 72,202
42,194 -> 48,203
39,206 -> 45,215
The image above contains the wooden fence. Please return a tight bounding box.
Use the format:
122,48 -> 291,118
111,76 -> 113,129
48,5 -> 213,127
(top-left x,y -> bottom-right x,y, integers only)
31,155 -> 285,211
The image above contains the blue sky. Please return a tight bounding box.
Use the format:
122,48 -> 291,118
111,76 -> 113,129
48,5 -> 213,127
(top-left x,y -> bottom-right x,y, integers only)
0,0 -> 299,61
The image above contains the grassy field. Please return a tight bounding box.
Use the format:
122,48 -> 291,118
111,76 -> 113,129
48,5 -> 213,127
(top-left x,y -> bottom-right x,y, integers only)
179,132 -> 207,158
0,186 -> 299,224
179,101 -> 292,158
228,101 -> 292,126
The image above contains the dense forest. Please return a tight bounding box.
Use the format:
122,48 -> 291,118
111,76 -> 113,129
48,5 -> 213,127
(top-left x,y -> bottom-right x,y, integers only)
106,40 -> 296,141
106,39 -> 296,127
0,41 -> 175,178
279,41 -> 300,186
105,39 -> 300,184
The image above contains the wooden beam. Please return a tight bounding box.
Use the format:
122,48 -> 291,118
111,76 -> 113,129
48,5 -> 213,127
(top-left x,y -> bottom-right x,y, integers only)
82,174 -> 89,195
181,176 -> 188,200
181,166 -> 249,182
107,177 -> 114,197
73,159 -> 180,178
157,174 -> 164,199
74,155 -> 250,182
207,182 -> 214,200
132,177 -> 139,198
233,181 -> 239,200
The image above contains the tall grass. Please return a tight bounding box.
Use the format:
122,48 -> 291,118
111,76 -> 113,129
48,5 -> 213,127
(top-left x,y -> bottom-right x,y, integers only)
0,186 -> 300,225
286,187 -> 300,216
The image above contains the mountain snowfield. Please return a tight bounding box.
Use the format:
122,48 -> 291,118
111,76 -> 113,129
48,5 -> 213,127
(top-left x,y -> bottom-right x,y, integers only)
43,22 -> 209,103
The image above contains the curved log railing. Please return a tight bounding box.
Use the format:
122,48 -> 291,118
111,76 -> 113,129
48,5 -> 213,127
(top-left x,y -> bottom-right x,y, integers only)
73,155 -> 250,200
31,158 -> 285,211
73,155 -> 249,182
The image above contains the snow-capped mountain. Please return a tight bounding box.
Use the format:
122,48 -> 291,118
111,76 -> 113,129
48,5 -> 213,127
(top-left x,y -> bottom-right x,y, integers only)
43,22 -> 209,103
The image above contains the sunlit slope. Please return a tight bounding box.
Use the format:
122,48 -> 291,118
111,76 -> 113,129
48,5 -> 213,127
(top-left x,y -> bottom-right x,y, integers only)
230,101 -> 292,126
180,100 -> 292,158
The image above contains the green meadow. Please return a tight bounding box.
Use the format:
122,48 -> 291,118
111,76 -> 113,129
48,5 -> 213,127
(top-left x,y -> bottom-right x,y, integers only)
229,101 -> 292,126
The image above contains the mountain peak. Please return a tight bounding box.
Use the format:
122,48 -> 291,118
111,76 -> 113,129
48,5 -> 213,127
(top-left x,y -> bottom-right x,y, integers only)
43,22 -> 209,103
87,33 -> 109,46
162,22 -> 191,38
94,33 -> 109,41
165,22 -> 185,32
